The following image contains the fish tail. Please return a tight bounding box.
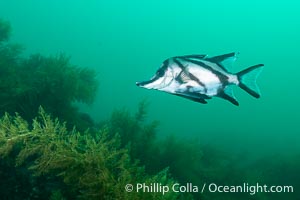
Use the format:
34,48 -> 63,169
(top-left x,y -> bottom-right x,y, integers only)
237,64 -> 264,98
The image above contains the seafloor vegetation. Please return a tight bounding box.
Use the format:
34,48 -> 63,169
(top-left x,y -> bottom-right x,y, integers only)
0,19 -> 299,200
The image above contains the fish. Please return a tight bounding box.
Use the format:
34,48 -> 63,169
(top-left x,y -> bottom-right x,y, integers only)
136,52 -> 264,106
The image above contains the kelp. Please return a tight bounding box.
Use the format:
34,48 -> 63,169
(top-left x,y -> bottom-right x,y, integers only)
107,99 -> 159,171
0,108 -> 180,200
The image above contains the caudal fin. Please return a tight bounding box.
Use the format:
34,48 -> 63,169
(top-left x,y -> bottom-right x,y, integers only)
237,64 -> 264,98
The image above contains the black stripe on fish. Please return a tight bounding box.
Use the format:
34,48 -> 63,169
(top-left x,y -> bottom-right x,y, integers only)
188,71 -> 208,93
173,59 -> 189,83
173,58 -> 207,91
155,59 -> 169,78
173,57 -> 185,70
162,59 -> 169,67
182,58 -> 229,84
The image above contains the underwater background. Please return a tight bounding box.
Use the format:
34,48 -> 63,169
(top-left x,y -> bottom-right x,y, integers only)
0,0 -> 299,199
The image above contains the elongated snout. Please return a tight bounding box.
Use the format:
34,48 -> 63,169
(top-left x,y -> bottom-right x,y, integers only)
136,77 -> 162,89
136,82 -> 142,86
136,80 -> 152,87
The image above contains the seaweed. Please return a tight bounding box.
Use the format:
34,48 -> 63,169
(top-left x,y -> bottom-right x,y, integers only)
0,108 -> 180,199
107,99 -> 159,171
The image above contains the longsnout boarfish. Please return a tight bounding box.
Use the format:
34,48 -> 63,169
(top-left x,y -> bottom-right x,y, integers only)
136,53 -> 264,106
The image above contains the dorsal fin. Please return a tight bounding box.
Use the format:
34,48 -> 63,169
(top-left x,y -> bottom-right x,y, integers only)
179,54 -> 207,60
206,52 -> 238,72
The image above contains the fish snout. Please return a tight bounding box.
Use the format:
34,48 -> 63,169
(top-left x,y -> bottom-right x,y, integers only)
136,80 -> 154,88
136,81 -> 144,87
136,76 -> 166,90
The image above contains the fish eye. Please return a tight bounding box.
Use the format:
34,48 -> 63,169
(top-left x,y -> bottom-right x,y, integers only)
156,68 -> 165,76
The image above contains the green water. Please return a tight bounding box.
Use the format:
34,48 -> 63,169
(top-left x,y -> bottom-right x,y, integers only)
0,0 -> 299,199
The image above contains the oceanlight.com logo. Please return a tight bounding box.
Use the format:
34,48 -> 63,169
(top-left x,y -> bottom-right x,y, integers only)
208,183 -> 294,195
124,182 -> 294,195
